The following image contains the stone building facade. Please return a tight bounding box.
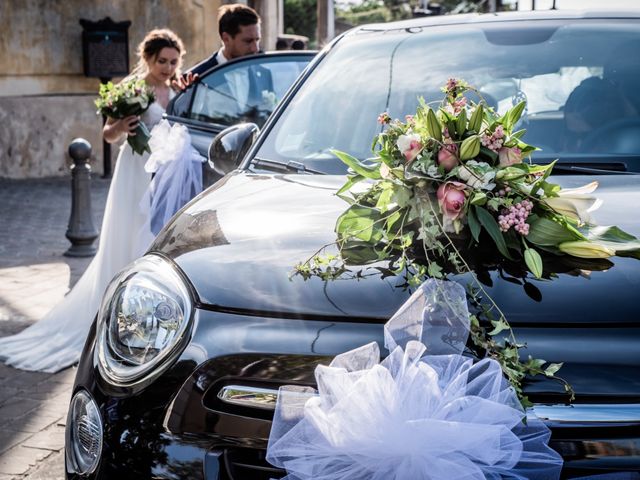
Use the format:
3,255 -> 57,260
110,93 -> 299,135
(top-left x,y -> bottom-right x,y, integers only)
0,0 -> 286,178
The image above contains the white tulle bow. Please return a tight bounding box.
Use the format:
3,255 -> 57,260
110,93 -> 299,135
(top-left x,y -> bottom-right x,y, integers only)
142,120 -> 206,235
267,280 -> 563,480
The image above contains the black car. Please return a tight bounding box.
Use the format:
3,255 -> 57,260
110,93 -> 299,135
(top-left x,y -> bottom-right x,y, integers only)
66,10 -> 640,479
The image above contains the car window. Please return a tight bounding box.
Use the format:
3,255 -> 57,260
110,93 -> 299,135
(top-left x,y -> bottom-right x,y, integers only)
188,55 -> 311,128
258,20 -> 640,173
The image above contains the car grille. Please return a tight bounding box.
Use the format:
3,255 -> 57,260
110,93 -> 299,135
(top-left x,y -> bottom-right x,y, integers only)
222,448 -> 285,480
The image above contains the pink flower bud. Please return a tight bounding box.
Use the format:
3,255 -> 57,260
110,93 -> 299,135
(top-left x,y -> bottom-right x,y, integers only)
437,143 -> 459,172
437,181 -> 467,221
377,112 -> 391,124
498,147 -> 523,167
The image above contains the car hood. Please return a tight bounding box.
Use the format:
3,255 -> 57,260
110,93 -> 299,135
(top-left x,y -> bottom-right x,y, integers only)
152,172 -> 640,399
153,171 -> 640,324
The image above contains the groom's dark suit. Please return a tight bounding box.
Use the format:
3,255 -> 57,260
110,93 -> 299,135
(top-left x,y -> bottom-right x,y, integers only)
189,52 -> 220,77
188,50 -> 273,106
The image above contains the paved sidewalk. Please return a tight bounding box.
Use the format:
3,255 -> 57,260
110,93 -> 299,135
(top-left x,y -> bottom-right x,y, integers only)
0,177 -> 110,480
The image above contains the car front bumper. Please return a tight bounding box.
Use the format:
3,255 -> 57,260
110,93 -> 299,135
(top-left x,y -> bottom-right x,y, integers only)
66,308 -> 640,479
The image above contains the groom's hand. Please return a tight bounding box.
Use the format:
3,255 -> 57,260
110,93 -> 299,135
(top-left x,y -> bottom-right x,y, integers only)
172,72 -> 199,91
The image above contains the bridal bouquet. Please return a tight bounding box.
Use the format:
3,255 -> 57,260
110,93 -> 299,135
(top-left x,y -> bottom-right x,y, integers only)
297,79 -> 640,406
95,78 -> 156,155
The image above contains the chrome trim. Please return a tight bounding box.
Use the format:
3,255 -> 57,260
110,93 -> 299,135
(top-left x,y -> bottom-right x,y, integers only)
532,404 -> 640,423
217,385 -> 280,410
218,384 -> 640,425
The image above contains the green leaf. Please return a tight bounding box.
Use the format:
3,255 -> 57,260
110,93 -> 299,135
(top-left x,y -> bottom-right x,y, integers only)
468,206 -> 481,243
392,185 -> 412,209
336,174 -> 365,198
340,241 -> 384,265
489,318 -> 510,335
385,210 -> 402,230
470,191 -> 487,206
580,224 -> 638,243
510,128 -> 527,141
426,108 -> 442,142
524,247 -> 543,279
468,104 -> 484,132
527,217 -> 580,247
580,225 -> 640,259
507,100 -> 527,128
544,362 -> 563,376
332,150 -> 381,180
427,262 -> 444,278
375,184 -> 394,212
336,205 -> 383,243
479,146 -> 498,163
475,207 -> 514,259
495,166 -> 527,181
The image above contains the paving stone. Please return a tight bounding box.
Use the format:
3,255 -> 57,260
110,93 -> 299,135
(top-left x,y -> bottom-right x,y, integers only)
7,412 -> 60,434
0,397 -> 40,422
20,449 -> 64,480
38,402 -> 70,420
0,387 -> 20,406
22,378 -> 71,401
47,368 -> 76,386
0,445 -> 50,475
0,365 -> 16,380
1,373 -> 51,392
0,430 -> 33,455
22,425 -> 65,452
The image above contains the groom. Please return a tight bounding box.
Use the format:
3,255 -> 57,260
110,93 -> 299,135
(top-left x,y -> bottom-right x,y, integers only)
177,3 -> 262,86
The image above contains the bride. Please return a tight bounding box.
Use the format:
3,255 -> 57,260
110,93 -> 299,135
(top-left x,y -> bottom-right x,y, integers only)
0,29 -> 199,372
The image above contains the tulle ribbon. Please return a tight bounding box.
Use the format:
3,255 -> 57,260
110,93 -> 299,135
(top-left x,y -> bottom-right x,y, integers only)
143,120 -> 206,235
267,279 -> 563,479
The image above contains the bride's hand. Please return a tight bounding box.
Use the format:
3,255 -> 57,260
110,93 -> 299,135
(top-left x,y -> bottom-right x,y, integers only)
103,115 -> 140,143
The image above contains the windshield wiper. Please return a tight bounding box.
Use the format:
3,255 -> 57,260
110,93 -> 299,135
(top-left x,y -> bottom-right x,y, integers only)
251,157 -> 326,175
545,164 -> 636,175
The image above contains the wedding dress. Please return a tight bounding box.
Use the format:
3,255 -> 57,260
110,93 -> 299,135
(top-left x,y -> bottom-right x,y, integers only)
0,96 -> 199,373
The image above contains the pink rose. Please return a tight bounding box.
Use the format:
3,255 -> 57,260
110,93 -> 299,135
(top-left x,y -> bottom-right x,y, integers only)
498,146 -> 522,167
396,133 -> 422,163
437,181 -> 467,221
437,143 -> 459,172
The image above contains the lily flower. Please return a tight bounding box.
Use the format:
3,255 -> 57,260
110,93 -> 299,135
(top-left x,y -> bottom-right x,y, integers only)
544,181 -> 602,224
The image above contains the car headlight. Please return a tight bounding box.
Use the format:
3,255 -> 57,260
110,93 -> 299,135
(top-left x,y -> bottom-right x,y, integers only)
95,255 -> 193,385
66,389 -> 103,475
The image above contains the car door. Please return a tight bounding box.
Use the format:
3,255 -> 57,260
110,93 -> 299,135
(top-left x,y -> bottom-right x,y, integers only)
165,52 -> 315,186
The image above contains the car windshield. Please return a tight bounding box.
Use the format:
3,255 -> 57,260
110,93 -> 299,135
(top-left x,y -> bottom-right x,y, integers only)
257,18 -> 640,174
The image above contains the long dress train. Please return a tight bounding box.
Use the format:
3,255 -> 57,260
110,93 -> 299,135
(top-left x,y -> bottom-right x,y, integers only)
0,101 -> 166,372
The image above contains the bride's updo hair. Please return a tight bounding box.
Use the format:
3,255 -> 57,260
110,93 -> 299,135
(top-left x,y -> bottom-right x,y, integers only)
131,28 -> 185,81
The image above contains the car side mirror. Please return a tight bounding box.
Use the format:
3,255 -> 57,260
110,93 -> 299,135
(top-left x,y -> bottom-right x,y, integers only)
208,123 -> 260,176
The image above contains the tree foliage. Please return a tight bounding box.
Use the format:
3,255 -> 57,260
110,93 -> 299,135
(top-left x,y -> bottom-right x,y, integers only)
284,0 -> 318,46
336,0 -> 515,27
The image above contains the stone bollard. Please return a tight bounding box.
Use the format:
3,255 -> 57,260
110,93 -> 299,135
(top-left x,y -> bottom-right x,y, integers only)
64,138 -> 99,257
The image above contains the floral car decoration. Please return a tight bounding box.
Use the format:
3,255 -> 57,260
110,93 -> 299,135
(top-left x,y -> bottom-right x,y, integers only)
297,79 -> 640,407
95,78 -> 156,155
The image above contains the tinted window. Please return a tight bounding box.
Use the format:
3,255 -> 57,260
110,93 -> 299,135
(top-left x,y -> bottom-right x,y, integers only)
189,56 -> 310,127
258,20 -> 640,173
